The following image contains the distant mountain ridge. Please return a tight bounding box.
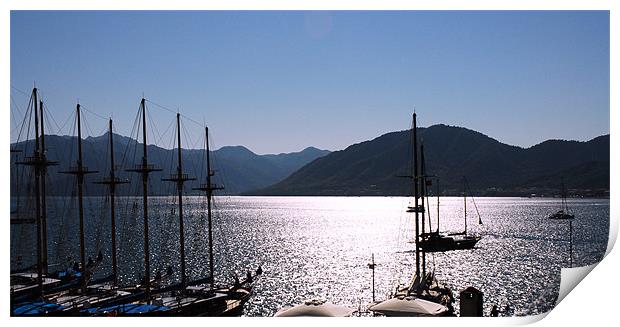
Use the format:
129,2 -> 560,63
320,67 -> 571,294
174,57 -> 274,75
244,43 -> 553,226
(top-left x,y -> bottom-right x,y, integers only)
248,124 -> 609,196
10,132 -> 330,195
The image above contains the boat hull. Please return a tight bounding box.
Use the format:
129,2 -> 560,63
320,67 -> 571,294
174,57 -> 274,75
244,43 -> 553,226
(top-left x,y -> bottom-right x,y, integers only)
419,236 -> 481,253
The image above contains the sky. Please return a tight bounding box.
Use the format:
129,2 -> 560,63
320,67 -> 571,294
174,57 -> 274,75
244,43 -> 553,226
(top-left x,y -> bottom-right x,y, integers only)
10,11 -> 610,154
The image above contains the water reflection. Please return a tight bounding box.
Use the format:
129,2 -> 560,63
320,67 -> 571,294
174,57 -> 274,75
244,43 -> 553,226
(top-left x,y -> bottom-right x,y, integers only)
10,196 -> 609,316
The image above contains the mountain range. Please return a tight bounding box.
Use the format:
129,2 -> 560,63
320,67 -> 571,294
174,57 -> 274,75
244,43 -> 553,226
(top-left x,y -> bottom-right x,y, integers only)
10,132 -> 330,196
247,124 -> 609,197
11,125 -> 609,197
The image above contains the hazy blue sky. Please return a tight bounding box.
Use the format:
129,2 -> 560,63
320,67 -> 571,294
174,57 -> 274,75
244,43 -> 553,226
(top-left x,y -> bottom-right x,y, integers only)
10,11 -> 609,154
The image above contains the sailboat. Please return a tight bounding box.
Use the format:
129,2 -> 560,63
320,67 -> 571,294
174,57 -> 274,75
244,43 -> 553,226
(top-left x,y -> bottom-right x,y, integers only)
419,176 -> 482,253
93,119 -> 129,287
370,113 -> 454,317
58,103 -> 103,289
548,181 -> 574,220
184,124 -> 257,316
10,88 -> 85,308
547,180 -> 574,268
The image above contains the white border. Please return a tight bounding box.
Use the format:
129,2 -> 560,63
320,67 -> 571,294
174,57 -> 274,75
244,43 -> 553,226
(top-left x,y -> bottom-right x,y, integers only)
2,1 -> 617,327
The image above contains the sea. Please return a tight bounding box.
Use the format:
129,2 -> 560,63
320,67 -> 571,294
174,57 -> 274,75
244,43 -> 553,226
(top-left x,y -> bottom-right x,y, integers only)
10,196 -> 609,317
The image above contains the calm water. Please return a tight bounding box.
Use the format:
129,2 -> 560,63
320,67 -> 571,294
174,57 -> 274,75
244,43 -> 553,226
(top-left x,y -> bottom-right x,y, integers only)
10,196 -> 609,316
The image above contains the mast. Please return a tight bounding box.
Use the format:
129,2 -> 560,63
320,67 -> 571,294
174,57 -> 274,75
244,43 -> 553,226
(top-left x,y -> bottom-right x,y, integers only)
76,104 -> 86,279
569,220 -> 573,268
141,100 -> 149,296
60,104 -> 98,290
140,99 -> 151,296
39,100 -> 49,274
562,181 -> 568,212
463,177 -> 467,235
15,88 -> 59,295
464,177 -> 483,225
436,179 -> 440,233
94,119 -> 128,286
33,88 -> 43,295
126,98 -> 161,299
162,113 -> 195,289
413,113 -> 420,279
368,253 -> 376,302
193,126 -> 223,289
205,127 -> 216,288
425,181 -> 432,234
420,143 -> 426,277
108,120 -> 119,284
562,181 -> 565,211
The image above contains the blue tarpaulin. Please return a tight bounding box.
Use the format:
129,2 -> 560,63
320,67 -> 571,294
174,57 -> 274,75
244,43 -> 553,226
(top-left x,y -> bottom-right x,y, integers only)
83,303 -> 170,314
13,301 -> 66,315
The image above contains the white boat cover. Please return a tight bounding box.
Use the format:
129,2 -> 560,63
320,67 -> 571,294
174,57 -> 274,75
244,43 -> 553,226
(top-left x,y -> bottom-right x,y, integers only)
369,296 -> 448,316
274,300 -> 355,317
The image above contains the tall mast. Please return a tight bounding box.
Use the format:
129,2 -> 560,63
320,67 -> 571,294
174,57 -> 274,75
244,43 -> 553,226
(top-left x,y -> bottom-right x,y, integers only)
205,127 -> 216,288
193,126 -> 223,289
420,143 -> 426,277
108,120 -> 118,284
15,88 -> 58,295
141,100 -> 149,297
33,88 -> 43,295
39,100 -> 49,274
163,113 -> 195,289
463,177 -> 467,235
140,99 -> 151,297
436,179 -> 440,233
76,104 -> 86,279
126,98 -> 161,300
60,104 -> 98,290
425,182 -> 432,234
94,119 -> 128,286
413,112 -> 420,279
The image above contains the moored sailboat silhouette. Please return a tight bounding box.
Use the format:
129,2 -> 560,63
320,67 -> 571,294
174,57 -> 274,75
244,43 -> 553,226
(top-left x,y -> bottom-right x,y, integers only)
419,176 -> 482,253
548,181 -> 574,220
370,112 -> 454,317
10,88 -> 83,307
